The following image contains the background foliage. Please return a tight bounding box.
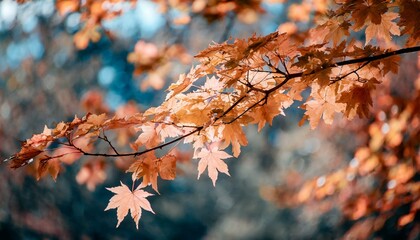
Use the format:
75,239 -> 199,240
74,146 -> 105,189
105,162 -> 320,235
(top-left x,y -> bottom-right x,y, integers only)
0,0 -> 418,239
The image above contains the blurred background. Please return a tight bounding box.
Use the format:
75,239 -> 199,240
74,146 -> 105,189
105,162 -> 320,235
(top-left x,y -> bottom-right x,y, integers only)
0,0 -> 418,239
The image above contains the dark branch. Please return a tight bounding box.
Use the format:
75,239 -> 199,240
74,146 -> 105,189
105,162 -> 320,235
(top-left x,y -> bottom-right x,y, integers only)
287,46 -> 420,79
29,45 -> 420,160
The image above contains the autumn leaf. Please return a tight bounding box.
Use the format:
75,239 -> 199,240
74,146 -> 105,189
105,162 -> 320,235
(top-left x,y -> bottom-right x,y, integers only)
37,156 -> 61,181
167,73 -> 192,99
381,55 -> 400,75
128,153 -> 177,192
303,86 -> 344,129
252,92 -> 292,131
365,12 -> 400,45
10,1 -> 420,237
398,212 -> 415,227
105,182 -> 154,229
398,0 -> 420,46
8,145 -> 43,169
157,124 -> 183,141
219,122 -> 248,157
338,85 -> 374,119
27,125 -> 53,149
56,0 -> 79,16
74,113 -> 107,136
127,151 -> 159,192
158,155 -> 177,180
51,147 -> 83,165
76,160 -> 107,191
196,143 -> 232,186
135,124 -> 161,149
319,17 -> 351,46
351,0 -> 387,30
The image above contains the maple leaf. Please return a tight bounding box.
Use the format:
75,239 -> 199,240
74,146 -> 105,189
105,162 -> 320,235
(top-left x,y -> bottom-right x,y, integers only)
166,65 -> 203,99
351,0 -> 388,30
128,153 -> 177,192
103,113 -> 144,130
338,84 -> 374,119
76,160 -> 107,191
74,113 -> 107,136
203,76 -> 224,92
105,182 -> 154,229
135,124 -> 161,149
252,92 -> 292,131
27,125 -> 53,148
398,0 -> 420,46
381,55 -> 400,75
51,147 -> 83,165
158,155 -> 177,180
157,124 -> 183,141
220,122 -> 248,157
8,146 -> 43,169
196,143 -> 232,186
52,122 -> 69,137
319,17 -> 351,46
37,156 -> 61,181
127,151 -> 159,192
303,86 -> 345,129
365,12 -> 400,45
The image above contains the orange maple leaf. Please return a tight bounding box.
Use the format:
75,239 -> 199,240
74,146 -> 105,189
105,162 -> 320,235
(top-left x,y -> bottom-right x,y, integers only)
76,160 -> 107,191
127,151 -> 159,192
135,124 -> 160,149
105,182 -> 154,229
303,86 -> 344,129
158,155 -> 177,180
338,85 -> 373,119
365,12 -> 400,45
320,17 -> 351,46
157,124 -> 183,141
37,156 -> 61,181
128,153 -> 177,192
252,92 -> 292,131
196,143 -> 231,186
220,122 -> 248,157
351,0 -> 387,30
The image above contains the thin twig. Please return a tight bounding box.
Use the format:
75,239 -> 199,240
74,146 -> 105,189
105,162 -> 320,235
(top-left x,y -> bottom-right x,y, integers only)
98,131 -> 119,155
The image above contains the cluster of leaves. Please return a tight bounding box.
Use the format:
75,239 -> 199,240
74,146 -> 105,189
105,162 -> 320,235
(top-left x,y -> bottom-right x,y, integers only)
262,66 -> 420,238
53,0 -> 137,49
49,0 -> 271,90
127,41 -> 192,90
151,0 -> 265,24
7,0 -> 420,231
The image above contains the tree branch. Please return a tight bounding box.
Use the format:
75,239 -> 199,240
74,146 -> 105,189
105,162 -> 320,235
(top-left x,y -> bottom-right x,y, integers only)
287,46 -> 420,79
41,45 -> 420,160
